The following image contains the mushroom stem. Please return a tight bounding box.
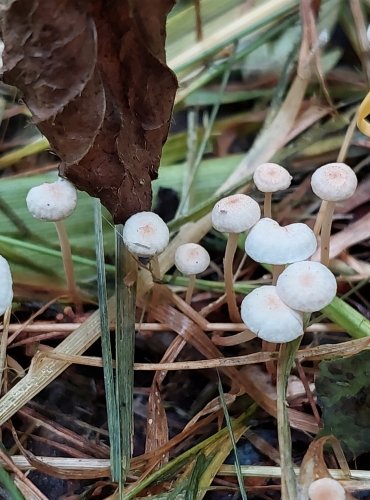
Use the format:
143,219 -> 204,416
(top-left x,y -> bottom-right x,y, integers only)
54,220 -> 81,309
263,192 -> 273,218
320,201 -> 336,267
150,255 -> 161,282
224,232 -> 241,323
313,200 -> 329,236
272,264 -> 285,285
185,274 -> 196,304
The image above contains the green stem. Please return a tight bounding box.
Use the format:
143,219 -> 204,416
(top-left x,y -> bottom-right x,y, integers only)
115,231 -> 137,489
276,337 -> 301,500
0,465 -> 24,500
94,201 -> 119,481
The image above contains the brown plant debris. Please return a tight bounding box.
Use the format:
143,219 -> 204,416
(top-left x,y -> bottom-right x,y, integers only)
1,0 -> 178,223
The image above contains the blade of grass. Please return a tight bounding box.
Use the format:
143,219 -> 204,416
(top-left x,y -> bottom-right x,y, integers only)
0,464 -> 25,500
115,228 -> 137,487
94,200 -> 119,482
218,374 -> 248,500
276,338 -> 301,500
0,136 -> 49,170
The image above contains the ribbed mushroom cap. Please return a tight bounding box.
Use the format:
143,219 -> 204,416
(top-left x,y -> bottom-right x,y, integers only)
26,179 -> 77,221
0,255 -> 13,315
122,211 -> 169,257
276,261 -> 337,312
311,163 -> 357,202
211,194 -> 261,233
308,477 -> 345,500
175,243 -> 210,276
253,163 -> 292,193
240,285 -> 303,343
245,218 -> 317,265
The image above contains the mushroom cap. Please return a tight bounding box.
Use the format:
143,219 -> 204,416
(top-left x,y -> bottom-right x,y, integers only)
240,285 -> 303,343
308,477 -> 345,500
175,243 -> 210,276
245,218 -> 317,265
253,163 -> 292,193
0,255 -> 13,315
211,194 -> 261,233
26,179 -> 77,221
311,163 -> 357,202
122,211 -> 169,257
276,261 -> 337,312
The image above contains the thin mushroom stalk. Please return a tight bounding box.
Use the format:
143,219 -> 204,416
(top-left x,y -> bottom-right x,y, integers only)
224,232 -> 241,322
185,274 -> 196,304
318,201 -> 336,267
263,192 -> 273,218
54,220 -> 80,307
212,194 -> 261,323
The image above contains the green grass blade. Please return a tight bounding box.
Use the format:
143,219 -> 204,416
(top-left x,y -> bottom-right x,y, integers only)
218,375 -> 248,500
115,228 -> 136,488
0,465 -> 25,500
94,199 -> 119,482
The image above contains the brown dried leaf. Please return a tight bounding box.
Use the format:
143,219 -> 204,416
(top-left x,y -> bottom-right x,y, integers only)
1,0 -> 177,223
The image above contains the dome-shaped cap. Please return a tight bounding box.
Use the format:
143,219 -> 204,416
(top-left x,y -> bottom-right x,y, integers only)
308,477 -> 345,500
240,285 -> 303,343
26,179 -> 77,221
245,218 -> 317,265
175,243 -> 210,276
122,211 -> 169,257
311,163 -> 357,202
212,194 -> 261,233
276,261 -> 337,312
0,255 -> 13,315
253,163 -> 292,193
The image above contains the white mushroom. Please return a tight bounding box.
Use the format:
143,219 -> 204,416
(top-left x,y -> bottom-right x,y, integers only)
122,211 -> 169,279
253,163 -> 292,218
26,178 -> 80,308
276,261 -> 337,312
0,255 -> 13,315
311,163 -> 357,266
26,179 -> 77,221
175,243 -> 210,303
245,218 -> 317,283
212,194 -> 261,322
308,477 -> 345,500
240,285 -> 303,343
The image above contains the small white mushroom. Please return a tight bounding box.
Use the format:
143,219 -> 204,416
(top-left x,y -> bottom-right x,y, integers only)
212,194 -> 261,322
308,477 -> 345,500
122,211 -> 169,279
26,179 -> 77,222
175,243 -> 210,303
245,218 -> 317,282
276,261 -> 337,312
26,178 -> 80,308
240,285 -> 303,343
311,163 -> 357,266
0,255 -> 13,315
253,163 -> 292,218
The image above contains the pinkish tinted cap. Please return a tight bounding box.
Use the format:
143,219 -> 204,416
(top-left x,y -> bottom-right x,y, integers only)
175,243 -> 210,276
26,179 -> 77,221
245,218 -> 317,265
122,211 -> 169,257
311,163 -> 357,202
308,477 -> 345,500
253,163 -> 292,193
212,194 -> 261,233
276,261 -> 337,312
240,285 -> 303,343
